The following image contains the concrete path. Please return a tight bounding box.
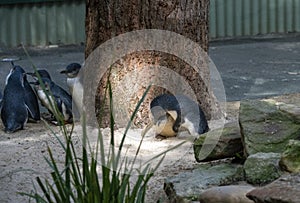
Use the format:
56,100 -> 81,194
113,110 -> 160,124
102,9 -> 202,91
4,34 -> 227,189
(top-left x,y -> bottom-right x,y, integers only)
210,36 -> 300,101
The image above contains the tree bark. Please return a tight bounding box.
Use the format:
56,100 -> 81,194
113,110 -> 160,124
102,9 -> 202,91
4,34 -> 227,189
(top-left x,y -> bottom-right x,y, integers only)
85,0 -> 219,128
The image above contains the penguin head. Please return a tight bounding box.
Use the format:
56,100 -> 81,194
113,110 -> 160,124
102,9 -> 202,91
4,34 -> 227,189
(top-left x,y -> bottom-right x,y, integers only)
30,77 -> 52,91
60,63 -> 81,78
154,113 -> 177,137
6,65 -> 26,87
150,105 -> 178,137
27,69 -> 52,81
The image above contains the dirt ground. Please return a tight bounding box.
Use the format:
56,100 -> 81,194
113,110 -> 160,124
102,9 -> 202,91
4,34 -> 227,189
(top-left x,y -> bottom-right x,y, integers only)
0,102 -> 238,203
0,121 -> 197,203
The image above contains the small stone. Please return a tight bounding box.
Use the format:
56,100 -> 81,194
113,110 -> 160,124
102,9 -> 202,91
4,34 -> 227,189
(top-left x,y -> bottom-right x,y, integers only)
199,185 -> 255,203
244,152 -> 282,185
279,139 -> 300,173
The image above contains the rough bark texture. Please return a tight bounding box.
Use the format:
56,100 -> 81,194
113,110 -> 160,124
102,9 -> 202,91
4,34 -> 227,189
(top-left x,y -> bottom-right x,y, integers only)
85,0 -> 218,128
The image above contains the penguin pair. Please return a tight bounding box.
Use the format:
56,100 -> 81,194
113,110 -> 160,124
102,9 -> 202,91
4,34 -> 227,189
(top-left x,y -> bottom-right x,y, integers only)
142,94 -> 209,138
28,69 -> 73,125
1,65 -> 40,133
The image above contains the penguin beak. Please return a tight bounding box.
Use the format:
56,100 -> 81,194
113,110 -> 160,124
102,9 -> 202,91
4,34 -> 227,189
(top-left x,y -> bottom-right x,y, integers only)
26,72 -> 34,76
29,81 -> 39,85
60,70 -> 67,74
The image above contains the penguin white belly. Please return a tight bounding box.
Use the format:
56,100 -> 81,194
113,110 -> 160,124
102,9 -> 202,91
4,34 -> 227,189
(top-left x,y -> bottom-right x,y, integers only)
180,117 -> 198,137
67,77 -> 76,93
67,77 -> 83,114
61,103 -> 71,121
37,90 -> 57,115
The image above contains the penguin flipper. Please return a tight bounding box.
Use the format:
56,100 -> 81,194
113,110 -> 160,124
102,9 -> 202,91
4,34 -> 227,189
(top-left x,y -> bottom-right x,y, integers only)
25,104 -> 34,119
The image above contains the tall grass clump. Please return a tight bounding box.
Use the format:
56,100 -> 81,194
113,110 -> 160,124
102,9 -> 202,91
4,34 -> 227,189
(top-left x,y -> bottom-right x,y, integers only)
20,54 -> 184,202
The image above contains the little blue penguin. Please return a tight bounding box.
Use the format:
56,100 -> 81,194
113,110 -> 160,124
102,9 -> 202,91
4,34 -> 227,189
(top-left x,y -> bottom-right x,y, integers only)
4,65 -> 40,122
32,78 -> 73,124
142,94 -> 209,138
1,66 -> 30,132
17,66 -> 41,121
27,69 -> 52,81
60,63 -> 83,117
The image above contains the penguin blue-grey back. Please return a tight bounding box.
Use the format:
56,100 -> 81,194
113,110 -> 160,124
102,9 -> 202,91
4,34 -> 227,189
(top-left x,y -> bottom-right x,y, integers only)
1,66 -> 29,132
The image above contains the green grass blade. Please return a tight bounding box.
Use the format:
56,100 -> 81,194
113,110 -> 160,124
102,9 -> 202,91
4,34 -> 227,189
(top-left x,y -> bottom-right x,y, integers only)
64,138 -> 72,202
50,172 -> 66,202
36,177 -> 53,203
118,173 -> 130,202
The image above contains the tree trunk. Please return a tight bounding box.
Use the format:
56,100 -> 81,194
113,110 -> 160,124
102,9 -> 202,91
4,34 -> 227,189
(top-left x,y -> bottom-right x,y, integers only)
85,0 -> 219,128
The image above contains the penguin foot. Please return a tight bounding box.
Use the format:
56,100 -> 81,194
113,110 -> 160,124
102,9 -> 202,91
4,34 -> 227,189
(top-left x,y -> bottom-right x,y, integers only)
27,118 -> 41,123
4,126 -> 23,133
155,134 -> 168,140
50,120 -> 73,126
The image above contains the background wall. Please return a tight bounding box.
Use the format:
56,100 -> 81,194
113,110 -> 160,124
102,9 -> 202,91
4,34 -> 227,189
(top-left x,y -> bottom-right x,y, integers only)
210,0 -> 300,39
0,0 -> 300,47
0,0 -> 85,47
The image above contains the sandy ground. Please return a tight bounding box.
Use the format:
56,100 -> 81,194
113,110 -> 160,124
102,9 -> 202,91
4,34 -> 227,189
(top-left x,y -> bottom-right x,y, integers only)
0,118 -> 218,203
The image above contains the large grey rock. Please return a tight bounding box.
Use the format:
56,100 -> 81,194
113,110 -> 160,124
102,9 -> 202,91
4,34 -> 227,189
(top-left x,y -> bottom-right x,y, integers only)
247,173 -> 300,203
164,163 -> 244,202
280,139 -> 300,173
199,185 -> 255,203
239,99 -> 300,156
194,121 -> 243,162
244,152 -> 282,185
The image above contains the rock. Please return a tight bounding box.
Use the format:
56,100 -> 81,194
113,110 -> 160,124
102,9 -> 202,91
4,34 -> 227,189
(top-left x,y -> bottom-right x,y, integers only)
280,139 -> 300,173
244,152 -> 282,185
164,163 -> 244,202
239,99 -> 300,156
194,121 -> 243,162
247,173 -> 300,203
279,103 -> 300,121
199,185 -> 255,203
